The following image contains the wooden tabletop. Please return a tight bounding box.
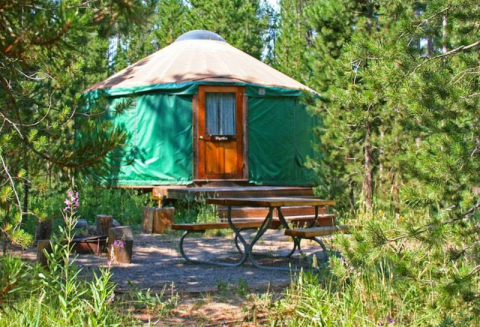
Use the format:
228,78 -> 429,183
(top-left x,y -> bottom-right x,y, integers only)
206,197 -> 336,207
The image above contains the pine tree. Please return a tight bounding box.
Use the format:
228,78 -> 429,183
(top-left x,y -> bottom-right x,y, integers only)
110,0 -> 187,72
304,0 -> 381,211
308,0 -> 480,314
271,0 -> 314,82
186,0 -> 271,59
0,0 -> 148,249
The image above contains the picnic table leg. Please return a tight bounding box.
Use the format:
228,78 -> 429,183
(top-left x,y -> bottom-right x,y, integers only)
178,226 -> 248,267
242,207 -> 276,268
236,207 -> 298,259
276,207 -> 302,257
248,207 -> 310,271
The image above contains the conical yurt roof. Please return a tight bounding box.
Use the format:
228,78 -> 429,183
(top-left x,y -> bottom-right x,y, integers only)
87,30 -> 313,93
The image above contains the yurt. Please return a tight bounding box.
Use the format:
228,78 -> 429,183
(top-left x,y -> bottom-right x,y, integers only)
86,30 -> 319,187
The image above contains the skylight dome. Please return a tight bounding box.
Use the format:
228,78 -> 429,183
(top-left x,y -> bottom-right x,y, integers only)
175,30 -> 226,42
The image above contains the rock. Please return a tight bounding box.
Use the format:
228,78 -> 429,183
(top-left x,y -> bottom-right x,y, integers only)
88,225 -> 97,235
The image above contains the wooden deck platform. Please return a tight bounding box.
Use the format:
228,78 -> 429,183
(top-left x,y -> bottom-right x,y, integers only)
152,186 -> 314,201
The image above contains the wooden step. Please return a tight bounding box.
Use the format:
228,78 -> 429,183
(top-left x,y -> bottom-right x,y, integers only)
155,186 -> 314,200
284,226 -> 351,238
216,205 -> 327,219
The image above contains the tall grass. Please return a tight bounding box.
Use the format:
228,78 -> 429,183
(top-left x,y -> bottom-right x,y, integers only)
268,211 -> 480,326
0,190 -> 176,326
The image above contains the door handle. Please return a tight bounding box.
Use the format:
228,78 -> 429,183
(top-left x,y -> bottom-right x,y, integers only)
199,135 -> 204,139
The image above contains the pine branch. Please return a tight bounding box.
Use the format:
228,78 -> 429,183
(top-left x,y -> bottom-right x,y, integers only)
415,40 -> 480,71
416,7 -> 451,29
26,142 -> 119,169
467,265 -> 480,278
0,154 -> 23,227
387,200 -> 480,243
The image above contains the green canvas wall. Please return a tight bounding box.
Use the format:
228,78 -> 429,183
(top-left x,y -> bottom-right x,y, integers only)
247,96 -> 318,185
92,83 -> 319,186
105,92 -> 193,185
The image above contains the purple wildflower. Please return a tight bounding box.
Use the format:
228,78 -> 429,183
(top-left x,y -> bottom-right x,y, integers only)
63,190 -> 80,213
113,240 -> 125,248
386,316 -> 395,324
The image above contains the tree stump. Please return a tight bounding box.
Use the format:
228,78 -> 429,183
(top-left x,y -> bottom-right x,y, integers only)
108,226 -> 133,264
96,214 -> 113,235
35,219 -> 52,243
37,239 -> 52,266
153,207 -> 175,234
142,207 -> 155,233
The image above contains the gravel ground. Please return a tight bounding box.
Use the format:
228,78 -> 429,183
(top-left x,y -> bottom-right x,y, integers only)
71,230 -> 327,293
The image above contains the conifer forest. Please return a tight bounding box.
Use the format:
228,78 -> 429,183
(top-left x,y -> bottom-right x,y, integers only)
1,0 -> 480,325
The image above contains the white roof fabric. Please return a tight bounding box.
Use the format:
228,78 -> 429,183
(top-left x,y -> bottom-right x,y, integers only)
87,39 -> 313,92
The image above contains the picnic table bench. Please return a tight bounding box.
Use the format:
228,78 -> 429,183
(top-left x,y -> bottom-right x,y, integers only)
173,197 -> 351,270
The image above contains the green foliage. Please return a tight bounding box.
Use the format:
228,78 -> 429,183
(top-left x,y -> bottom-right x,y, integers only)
270,0 -> 314,81
270,0 -> 480,215
0,255 -> 35,313
0,191 -> 138,326
123,283 -> 178,317
186,0 -> 272,59
0,0 -> 150,248
269,211 -> 480,326
265,0 -> 480,323
76,186 -> 150,226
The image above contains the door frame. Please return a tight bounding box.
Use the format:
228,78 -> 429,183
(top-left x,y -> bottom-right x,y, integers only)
193,85 -> 247,181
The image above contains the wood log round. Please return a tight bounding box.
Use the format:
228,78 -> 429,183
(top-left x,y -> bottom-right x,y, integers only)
153,207 -> 175,234
96,214 -> 113,235
142,207 -> 155,233
37,239 -> 52,266
108,226 -> 133,264
35,219 -> 53,243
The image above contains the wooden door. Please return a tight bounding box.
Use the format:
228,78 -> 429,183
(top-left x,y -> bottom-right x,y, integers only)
197,86 -> 244,180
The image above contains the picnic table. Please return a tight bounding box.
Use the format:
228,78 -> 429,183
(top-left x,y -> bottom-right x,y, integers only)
174,197 -> 347,270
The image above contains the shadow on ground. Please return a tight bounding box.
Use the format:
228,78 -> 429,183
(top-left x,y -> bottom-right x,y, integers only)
72,230 -> 328,294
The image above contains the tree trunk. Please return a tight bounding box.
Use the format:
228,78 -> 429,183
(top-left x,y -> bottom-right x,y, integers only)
23,166 -> 29,224
392,170 -> 400,214
142,207 -> 155,233
379,128 -> 385,186
2,236 -> 7,255
349,180 -> 355,211
153,207 -> 175,234
442,14 -> 448,54
363,121 -> 374,212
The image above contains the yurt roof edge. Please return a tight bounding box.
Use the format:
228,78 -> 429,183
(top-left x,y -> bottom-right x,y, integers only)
84,81 -> 311,99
